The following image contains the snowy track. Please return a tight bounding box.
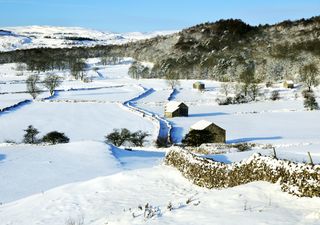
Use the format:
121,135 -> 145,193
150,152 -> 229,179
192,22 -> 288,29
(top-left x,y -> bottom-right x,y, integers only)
122,86 -> 173,144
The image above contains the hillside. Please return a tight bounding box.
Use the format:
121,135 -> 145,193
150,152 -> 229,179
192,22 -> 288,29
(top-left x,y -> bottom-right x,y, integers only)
0,16 -> 320,82
0,26 -> 175,52
117,16 -> 320,81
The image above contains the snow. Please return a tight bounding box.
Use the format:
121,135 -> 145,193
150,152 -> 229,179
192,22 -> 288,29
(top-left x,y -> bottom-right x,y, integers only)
168,104 -> 320,144
285,80 -> 294,84
0,93 -> 30,109
190,119 -> 213,130
0,166 -> 319,225
0,26 -> 177,52
0,141 -> 121,203
0,101 -> 156,143
193,81 -> 204,85
54,85 -> 142,102
0,52 -> 319,224
165,101 -> 184,112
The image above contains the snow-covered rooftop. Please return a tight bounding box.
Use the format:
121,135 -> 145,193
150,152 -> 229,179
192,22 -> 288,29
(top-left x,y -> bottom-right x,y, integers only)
190,120 -> 213,130
165,101 -> 184,113
285,80 -> 294,84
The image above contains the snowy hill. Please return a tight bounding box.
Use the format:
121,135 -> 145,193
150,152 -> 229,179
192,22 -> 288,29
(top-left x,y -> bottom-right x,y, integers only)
0,26 -> 176,52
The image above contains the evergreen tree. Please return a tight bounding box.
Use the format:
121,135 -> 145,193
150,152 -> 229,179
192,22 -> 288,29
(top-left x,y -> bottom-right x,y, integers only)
23,125 -> 39,144
42,131 -> 70,144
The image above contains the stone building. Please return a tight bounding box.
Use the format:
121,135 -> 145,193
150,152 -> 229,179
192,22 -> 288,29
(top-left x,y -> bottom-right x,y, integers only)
283,80 -> 294,89
164,101 -> 188,118
190,120 -> 226,143
193,81 -> 205,91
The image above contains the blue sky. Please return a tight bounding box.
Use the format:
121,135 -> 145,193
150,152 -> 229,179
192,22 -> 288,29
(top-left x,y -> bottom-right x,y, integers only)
0,0 -> 319,32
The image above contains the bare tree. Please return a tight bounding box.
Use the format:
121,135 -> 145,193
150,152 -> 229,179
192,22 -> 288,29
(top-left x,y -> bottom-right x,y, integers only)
15,62 -> 27,71
165,71 -> 180,89
26,74 -> 41,99
100,57 -> 108,65
70,59 -> 86,80
248,83 -> 260,101
220,82 -> 233,97
43,74 -> 63,96
239,61 -> 260,96
128,61 -> 139,79
15,63 -> 27,76
300,63 -> 319,91
239,66 -> 255,96
270,90 -> 280,101
141,67 -> 150,78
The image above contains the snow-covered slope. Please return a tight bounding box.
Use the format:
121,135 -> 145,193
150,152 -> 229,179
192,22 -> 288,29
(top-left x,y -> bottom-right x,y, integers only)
0,26 -> 176,52
1,165 -> 319,225
0,141 -> 121,203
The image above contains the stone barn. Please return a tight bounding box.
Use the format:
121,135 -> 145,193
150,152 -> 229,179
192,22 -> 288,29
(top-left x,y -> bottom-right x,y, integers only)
283,80 -> 294,89
164,101 -> 188,118
193,81 -> 205,91
190,120 -> 226,143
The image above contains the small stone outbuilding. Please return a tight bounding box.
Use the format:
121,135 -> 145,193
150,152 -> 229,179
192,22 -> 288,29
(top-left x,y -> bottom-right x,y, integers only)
164,101 -> 188,118
283,80 -> 294,89
190,120 -> 226,143
193,81 -> 205,91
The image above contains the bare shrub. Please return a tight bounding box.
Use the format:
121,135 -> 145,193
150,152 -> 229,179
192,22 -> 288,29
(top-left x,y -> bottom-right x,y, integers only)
270,90 -> 280,101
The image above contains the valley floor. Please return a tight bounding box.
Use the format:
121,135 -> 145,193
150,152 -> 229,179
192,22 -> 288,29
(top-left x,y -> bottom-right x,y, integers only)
0,58 -> 319,224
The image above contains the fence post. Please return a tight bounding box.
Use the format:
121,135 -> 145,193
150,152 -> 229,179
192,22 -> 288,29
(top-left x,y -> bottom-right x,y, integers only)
272,147 -> 277,159
307,152 -> 314,166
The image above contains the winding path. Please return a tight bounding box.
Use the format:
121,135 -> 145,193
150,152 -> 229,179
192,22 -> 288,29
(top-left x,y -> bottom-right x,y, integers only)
122,85 -> 173,145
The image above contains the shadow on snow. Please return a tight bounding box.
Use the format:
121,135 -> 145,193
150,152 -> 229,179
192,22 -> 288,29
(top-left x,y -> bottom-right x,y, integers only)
188,112 -> 228,117
111,145 -> 165,170
0,100 -> 32,116
170,126 -> 184,143
0,154 -> 6,162
227,136 -> 282,144
205,154 -> 232,164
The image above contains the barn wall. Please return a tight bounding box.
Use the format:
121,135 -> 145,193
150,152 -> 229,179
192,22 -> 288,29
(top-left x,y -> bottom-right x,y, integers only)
206,124 -> 226,143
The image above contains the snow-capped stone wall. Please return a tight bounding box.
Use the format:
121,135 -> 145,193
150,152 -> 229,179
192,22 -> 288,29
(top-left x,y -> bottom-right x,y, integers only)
165,148 -> 320,197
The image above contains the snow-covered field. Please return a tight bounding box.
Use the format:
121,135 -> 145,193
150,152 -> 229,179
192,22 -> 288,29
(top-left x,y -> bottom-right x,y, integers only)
2,165 -> 320,225
0,57 -> 319,224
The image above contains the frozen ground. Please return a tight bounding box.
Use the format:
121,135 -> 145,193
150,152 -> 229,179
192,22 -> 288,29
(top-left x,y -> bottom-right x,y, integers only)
0,57 -> 319,224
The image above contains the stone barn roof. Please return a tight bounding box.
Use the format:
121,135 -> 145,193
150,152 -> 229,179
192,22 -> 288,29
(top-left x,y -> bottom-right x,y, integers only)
285,80 -> 294,84
191,120 -> 225,131
165,101 -> 186,113
190,120 -> 213,130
